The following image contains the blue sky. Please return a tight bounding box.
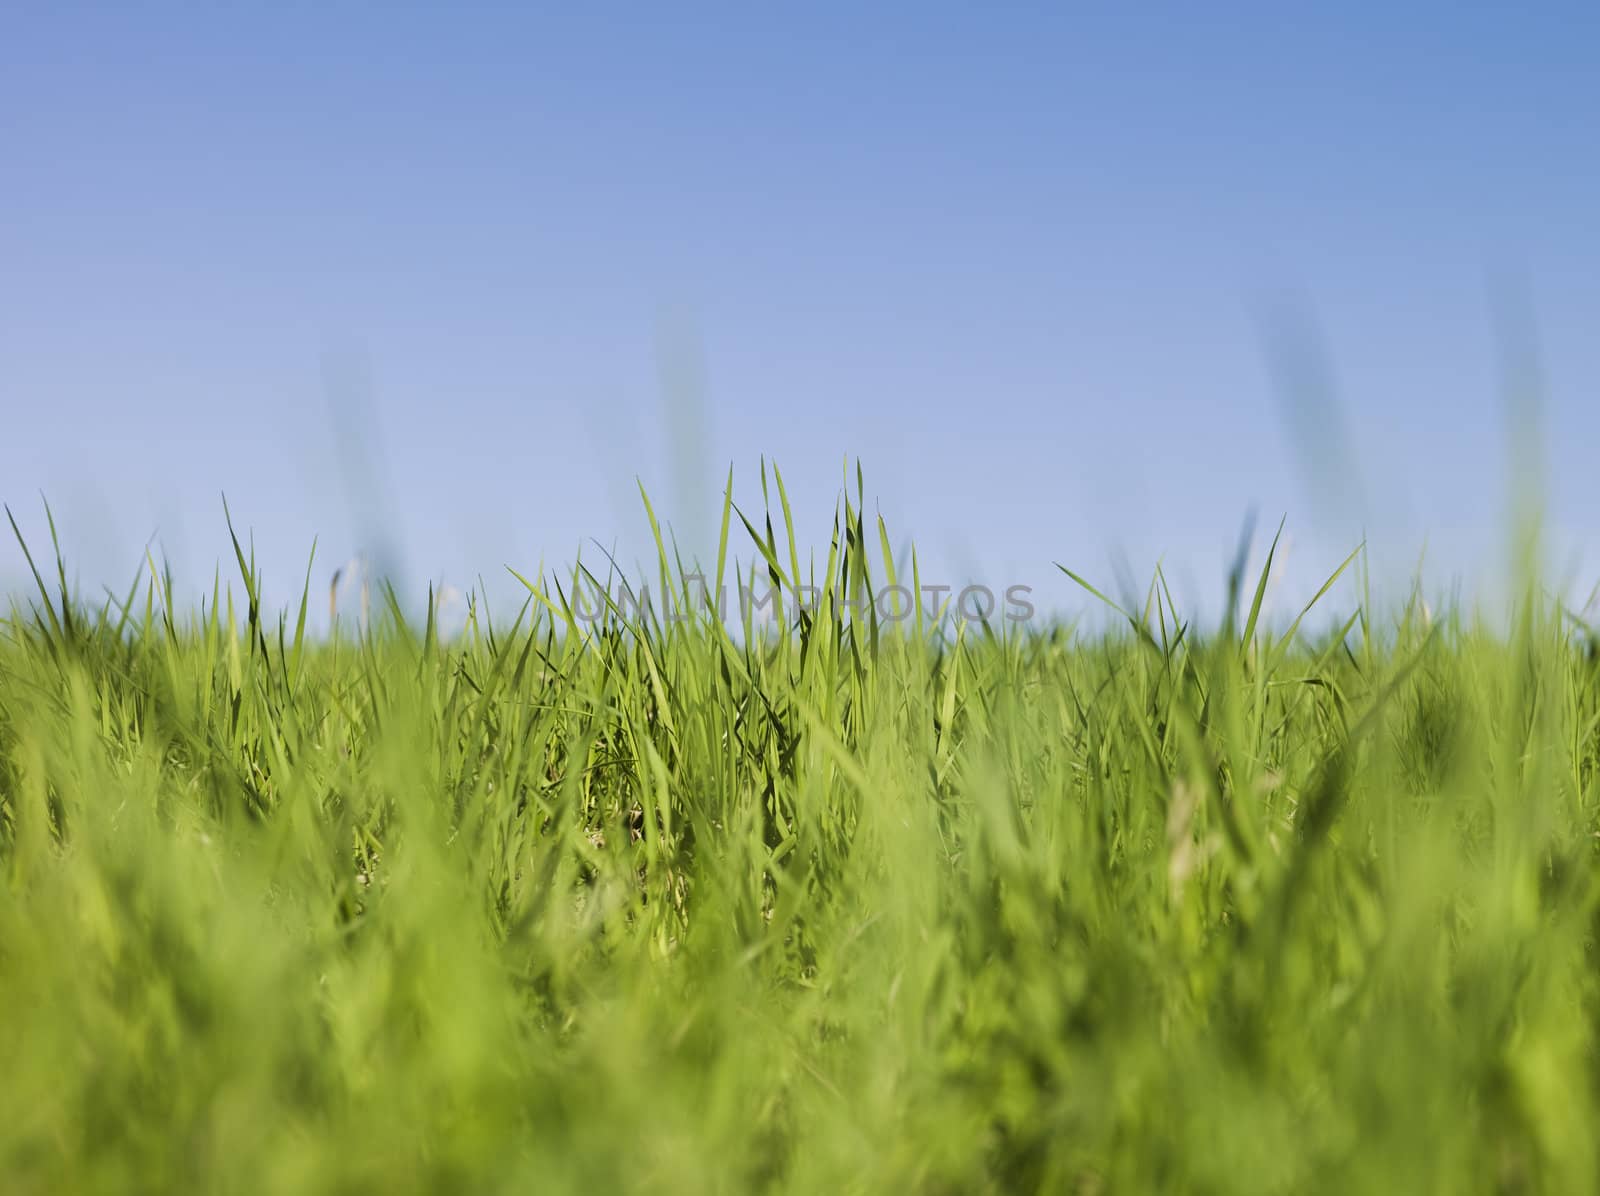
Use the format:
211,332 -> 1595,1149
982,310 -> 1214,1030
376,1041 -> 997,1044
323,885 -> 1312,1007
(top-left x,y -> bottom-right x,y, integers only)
3,4 -> 1598,625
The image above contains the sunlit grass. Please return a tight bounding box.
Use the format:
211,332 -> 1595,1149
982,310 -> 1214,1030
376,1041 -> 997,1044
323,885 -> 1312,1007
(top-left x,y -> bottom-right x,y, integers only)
2,466 -> 1597,1193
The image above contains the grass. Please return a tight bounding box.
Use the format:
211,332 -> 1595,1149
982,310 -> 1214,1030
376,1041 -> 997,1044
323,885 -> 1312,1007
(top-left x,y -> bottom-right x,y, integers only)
2,465 -> 1599,1193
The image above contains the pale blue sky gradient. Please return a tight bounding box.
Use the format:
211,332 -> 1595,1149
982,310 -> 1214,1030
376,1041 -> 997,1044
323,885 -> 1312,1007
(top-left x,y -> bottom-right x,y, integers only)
4,4 -> 1598,622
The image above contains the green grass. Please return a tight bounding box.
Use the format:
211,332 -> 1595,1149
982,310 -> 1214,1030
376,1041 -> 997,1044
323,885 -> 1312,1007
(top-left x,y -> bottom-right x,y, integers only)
3,469 -> 1599,1194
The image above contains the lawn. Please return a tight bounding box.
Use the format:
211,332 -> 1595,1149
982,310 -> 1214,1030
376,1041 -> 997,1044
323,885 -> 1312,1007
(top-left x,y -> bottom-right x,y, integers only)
2,470 -> 1596,1194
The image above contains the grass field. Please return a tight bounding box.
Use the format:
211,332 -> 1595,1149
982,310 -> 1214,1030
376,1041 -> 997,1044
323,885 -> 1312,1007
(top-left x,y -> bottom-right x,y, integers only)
3,469 -> 1598,1194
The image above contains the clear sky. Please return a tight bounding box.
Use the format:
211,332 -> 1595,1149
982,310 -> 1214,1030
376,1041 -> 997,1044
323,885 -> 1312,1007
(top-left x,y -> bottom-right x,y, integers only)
4,4 -> 1597,625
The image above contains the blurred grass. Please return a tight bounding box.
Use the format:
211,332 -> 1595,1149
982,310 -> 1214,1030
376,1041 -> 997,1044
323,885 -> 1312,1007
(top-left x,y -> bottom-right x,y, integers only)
3,467 -> 1599,1194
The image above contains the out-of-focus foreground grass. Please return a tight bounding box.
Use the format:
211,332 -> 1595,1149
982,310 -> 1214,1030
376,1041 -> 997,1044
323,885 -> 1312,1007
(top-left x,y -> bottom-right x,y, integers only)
2,474 -> 1598,1195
